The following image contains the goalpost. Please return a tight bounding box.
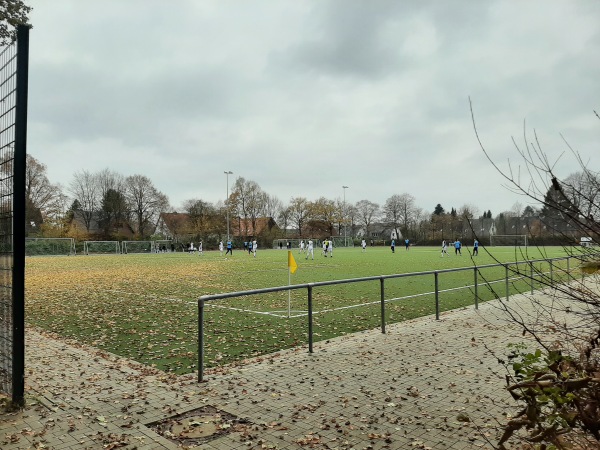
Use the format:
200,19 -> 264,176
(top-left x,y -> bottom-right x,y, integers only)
121,241 -> 154,254
84,240 -> 121,255
25,238 -> 75,256
489,234 -> 529,247
330,236 -> 354,248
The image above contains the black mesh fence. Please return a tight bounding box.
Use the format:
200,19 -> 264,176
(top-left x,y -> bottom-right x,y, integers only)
0,25 -> 28,405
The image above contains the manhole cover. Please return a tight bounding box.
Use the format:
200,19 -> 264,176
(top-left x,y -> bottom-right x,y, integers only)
148,405 -> 251,446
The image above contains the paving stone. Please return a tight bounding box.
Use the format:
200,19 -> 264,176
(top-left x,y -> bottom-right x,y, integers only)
0,292 -> 587,448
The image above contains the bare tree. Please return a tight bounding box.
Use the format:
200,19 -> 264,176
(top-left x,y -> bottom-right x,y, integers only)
262,193 -> 282,220
383,193 -> 418,238
96,168 -> 125,200
245,181 -> 265,237
563,171 -> 600,221
355,200 -> 380,239
228,176 -> 249,228
288,197 -> 309,236
512,201 -> 524,217
125,174 -> 169,239
229,177 -> 267,238
471,101 -> 600,448
277,206 -> 292,235
24,155 -> 65,229
458,203 -> 479,219
96,169 -> 128,237
346,204 -> 358,238
69,170 -> 98,233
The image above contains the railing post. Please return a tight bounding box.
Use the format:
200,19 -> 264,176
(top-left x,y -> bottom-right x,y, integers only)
198,297 -> 205,382
530,261 -> 534,294
308,284 -> 314,353
549,260 -> 554,285
474,267 -> 478,310
380,277 -> 386,334
505,265 -> 510,301
434,271 -> 440,320
567,257 -> 570,275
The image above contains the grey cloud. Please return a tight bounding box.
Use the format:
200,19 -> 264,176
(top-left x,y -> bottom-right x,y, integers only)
25,0 -> 600,215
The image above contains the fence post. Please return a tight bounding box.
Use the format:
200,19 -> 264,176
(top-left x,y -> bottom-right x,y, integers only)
549,260 -> 554,285
567,257 -> 570,275
11,24 -> 29,407
380,277 -> 386,334
434,271 -> 440,320
308,284 -> 314,353
474,268 -> 478,310
530,261 -> 534,294
198,297 -> 205,382
505,265 -> 510,301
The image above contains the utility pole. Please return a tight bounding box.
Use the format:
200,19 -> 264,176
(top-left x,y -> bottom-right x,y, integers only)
342,186 -> 349,247
224,171 -> 233,240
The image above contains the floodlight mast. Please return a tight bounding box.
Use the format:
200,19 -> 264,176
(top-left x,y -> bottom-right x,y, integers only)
342,186 -> 349,247
224,171 -> 233,240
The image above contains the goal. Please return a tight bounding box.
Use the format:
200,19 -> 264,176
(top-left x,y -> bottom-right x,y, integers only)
122,240 -> 153,254
273,238 -> 311,250
330,236 -> 354,248
489,234 -> 528,247
84,240 -> 120,255
25,238 -> 75,256
153,240 -> 173,252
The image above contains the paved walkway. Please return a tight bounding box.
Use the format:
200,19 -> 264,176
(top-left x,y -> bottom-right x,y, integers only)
0,294 -> 560,449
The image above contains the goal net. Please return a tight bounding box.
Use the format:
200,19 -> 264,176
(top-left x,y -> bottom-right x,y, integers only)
122,240 -> 153,254
25,238 -> 75,256
272,238 -> 314,250
84,240 -> 120,255
489,234 -> 528,247
153,240 -> 173,252
330,236 -> 354,248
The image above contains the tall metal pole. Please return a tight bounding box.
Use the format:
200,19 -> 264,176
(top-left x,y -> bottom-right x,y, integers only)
224,171 -> 233,240
12,24 -> 29,407
342,186 -> 348,247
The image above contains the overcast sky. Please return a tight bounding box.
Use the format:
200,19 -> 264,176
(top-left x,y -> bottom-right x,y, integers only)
26,1 -> 600,216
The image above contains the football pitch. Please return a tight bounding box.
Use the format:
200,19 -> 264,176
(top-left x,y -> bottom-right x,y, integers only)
26,245 -> 572,374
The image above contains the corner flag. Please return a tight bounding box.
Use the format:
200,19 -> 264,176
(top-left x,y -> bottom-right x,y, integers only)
288,250 -> 298,274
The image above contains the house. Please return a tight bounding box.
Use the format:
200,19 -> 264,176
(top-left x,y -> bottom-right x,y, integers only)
581,237 -> 596,247
232,217 -> 280,238
155,212 -> 192,240
356,222 -> 399,241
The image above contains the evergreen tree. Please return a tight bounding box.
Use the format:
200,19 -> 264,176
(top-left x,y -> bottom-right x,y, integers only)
99,188 -> 129,237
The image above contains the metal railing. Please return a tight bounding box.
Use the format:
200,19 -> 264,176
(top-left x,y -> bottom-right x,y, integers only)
197,254 -> 582,381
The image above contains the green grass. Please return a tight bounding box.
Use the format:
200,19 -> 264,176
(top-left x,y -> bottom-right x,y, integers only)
25,245 -> 576,374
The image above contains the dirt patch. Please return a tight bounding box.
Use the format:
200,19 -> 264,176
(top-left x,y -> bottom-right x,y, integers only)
147,405 -> 252,446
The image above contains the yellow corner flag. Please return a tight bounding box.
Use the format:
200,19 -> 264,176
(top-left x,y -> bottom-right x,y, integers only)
288,250 -> 298,274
